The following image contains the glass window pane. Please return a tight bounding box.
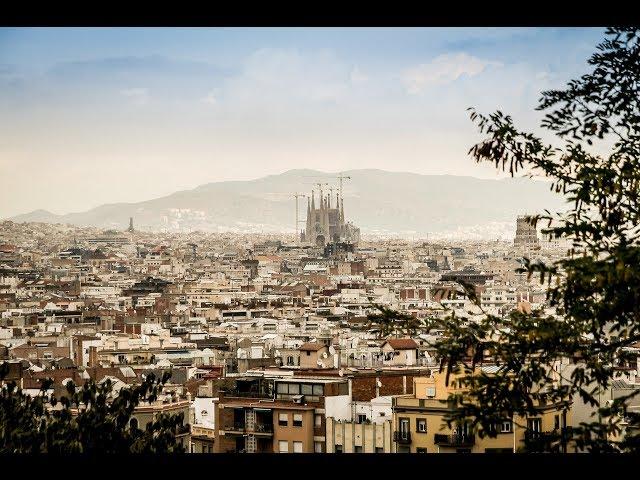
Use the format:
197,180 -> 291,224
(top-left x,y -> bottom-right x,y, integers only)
288,383 -> 300,395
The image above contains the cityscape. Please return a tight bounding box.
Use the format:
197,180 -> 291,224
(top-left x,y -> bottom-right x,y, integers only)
0,200 -> 573,453
2,26 -> 640,455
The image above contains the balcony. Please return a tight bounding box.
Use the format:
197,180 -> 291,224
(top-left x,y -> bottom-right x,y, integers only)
253,423 -> 274,435
434,433 -> 475,447
219,389 -> 274,399
523,429 -> 568,452
221,422 -> 246,433
393,431 -> 412,444
176,423 -> 191,436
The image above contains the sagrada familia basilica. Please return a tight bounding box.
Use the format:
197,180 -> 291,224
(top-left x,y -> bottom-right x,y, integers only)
301,188 -> 360,247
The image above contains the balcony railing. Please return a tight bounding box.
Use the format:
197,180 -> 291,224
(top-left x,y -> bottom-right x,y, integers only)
523,429 -> 568,452
219,389 -> 274,399
393,431 -> 412,444
221,422 -> 246,432
253,423 -> 274,434
176,423 -> 191,435
434,433 -> 475,447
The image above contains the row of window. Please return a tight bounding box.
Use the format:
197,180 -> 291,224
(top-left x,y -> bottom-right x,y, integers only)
276,383 -> 324,396
278,440 -> 303,453
398,418 -> 513,434
335,445 -> 385,453
278,413 -> 304,427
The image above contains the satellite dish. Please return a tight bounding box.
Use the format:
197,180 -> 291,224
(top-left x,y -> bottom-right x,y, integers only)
275,350 -> 281,357
321,352 -> 328,359
317,360 -> 324,367
338,369 -> 344,377
328,345 -> 336,355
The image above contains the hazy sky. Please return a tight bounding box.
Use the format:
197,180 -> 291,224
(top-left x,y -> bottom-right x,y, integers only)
0,27 -> 604,218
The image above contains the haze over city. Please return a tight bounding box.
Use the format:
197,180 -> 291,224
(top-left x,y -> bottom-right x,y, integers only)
1,27 -> 603,219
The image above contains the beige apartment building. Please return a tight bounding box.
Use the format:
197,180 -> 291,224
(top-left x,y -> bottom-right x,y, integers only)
326,417 -> 393,453
392,372 -> 571,453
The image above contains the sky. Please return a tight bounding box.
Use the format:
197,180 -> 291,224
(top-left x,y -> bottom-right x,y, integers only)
0,27 -> 605,218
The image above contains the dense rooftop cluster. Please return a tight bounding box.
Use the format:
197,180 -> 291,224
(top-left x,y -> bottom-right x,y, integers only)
1,219 -> 637,453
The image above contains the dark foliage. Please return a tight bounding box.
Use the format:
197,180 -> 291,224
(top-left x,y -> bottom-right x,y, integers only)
420,27 -> 640,452
0,364 -> 186,454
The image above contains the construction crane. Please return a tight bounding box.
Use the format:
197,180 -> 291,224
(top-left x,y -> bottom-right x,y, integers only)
304,174 -> 351,199
313,182 -> 329,199
293,193 -> 308,245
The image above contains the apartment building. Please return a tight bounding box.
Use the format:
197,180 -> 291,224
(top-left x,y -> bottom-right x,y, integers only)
392,372 -> 571,453
214,375 -> 349,453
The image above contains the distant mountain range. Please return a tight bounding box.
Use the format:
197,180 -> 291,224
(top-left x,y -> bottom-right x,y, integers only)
9,169 -> 567,239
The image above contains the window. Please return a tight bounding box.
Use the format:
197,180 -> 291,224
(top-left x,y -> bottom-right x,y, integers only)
301,384 -> 313,395
357,414 -> 367,424
416,448 -> 428,453
500,421 -> 512,433
293,441 -> 303,453
528,418 -> 541,432
554,414 -> 560,430
314,441 -> 323,453
416,418 -> 427,433
306,351 -> 310,356
278,440 -> 288,453
399,418 -> 410,436
277,383 -> 300,395
313,384 -> 324,396
293,413 -> 303,427
527,418 -> 542,438
314,414 -> 322,427
425,387 -> 436,397
354,446 -> 363,453
335,444 -> 343,453
375,447 -> 384,453
278,413 -> 288,426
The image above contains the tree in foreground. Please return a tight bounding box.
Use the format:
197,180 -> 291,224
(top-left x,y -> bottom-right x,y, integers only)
423,27 -> 640,452
0,365 -> 186,454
